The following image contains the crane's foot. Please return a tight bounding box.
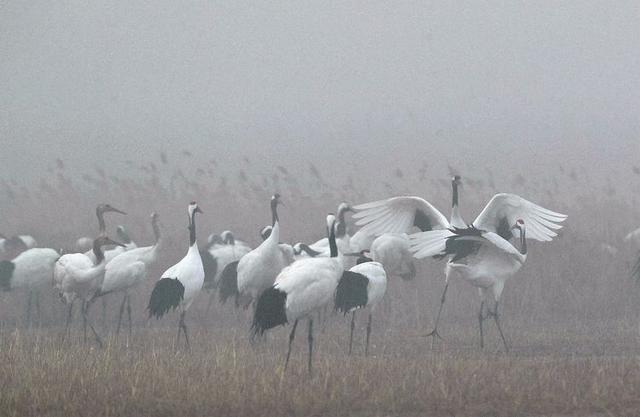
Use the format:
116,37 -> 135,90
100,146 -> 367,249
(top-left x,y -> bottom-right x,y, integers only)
424,327 -> 444,349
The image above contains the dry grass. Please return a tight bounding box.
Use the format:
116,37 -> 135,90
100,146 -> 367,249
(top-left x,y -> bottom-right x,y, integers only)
2,156 -> 640,415
0,316 -> 638,417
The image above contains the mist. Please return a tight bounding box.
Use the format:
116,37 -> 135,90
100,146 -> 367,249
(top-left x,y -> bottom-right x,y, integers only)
2,1 -> 639,185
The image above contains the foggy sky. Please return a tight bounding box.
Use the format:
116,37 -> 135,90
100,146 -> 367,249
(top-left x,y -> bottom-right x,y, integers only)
2,1 -> 639,184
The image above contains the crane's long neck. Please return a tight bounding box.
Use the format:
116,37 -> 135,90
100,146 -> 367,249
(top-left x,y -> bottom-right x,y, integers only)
271,200 -> 279,226
519,228 -> 527,256
336,207 -> 348,238
268,220 -> 280,245
96,209 -> 106,236
152,218 -> 162,247
450,181 -> 465,228
92,242 -> 105,265
189,211 -> 197,247
329,223 -> 338,258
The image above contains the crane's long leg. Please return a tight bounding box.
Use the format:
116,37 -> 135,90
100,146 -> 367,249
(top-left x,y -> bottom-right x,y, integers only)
178,311 -> 190,350
82,300 -> 103,348
307,319 -> 314,376
62,300 -> 74,343
365,312 -> 372,356
491,301 -> 509,352
426,282 -> 449,347
82,300 -> 88,343
35,291 -> 41,327
284,319 -> 298,371
126,294 -> 132,339
101,298 -> 108,328
26,290 -> 33,328
478,300 -> 485,349
205,291 -> 215,317
348,311 -> 356,355
116,295 -> 127,336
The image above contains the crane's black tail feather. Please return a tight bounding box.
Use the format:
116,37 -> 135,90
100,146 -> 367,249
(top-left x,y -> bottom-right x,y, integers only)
148,278 -> 184,319
218,261 -> 240,306
251,286 -> 287,336
334,271 -> 368,314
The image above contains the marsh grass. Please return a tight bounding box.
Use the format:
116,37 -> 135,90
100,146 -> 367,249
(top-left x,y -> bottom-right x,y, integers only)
1,156 -> 640,415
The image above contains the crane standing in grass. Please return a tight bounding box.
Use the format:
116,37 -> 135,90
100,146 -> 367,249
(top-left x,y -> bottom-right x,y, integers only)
148,202 -> 204,350
410,194 -> 567,350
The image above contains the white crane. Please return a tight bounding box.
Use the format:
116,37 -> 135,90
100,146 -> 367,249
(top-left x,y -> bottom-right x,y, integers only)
236,194 -> 290,307
148,202 -> 204,350
82,204 -> 126,325
252,214 -> 343,374
201,230 -> 251,313
100,225 -> 137,262
369,233 -> 416,281
302,203 -> 355,256
216,222 -> 295,308
0,246 -> 60,325
54,236 -> 124,347
92,212 -> 162,336
410,193 -> 567,350
0,234 -> 37,260
351,176 -> 466,341
81,204 -> 127,245
334,259 -> 387,355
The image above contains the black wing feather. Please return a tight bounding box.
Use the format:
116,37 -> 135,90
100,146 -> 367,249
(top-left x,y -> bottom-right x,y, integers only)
218,261 -> 240,306
413,209 -> 434,232
335,271 -> 369,314
147,278 -> 184,319
251,286 -> 287,336
200,249 -> 218,289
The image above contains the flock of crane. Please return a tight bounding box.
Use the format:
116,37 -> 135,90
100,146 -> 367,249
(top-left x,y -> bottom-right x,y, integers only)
0,176 -> 570,374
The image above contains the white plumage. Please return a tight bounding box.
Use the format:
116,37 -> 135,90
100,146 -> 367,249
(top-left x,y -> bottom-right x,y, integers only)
0,248 -> 59,290
335,260 -> 387,355
369,233 -> 415,281
237,195 -> 289,302
409,192 -> 567,349
54,236 -> 124,347
0,247 -> 60,325
147,202 -> 204,349
252,214 -> 342,374
95,212 -> 162,335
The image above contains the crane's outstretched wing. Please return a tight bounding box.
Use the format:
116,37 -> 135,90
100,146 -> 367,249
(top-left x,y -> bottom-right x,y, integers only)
472,193 -> 567,241
353,196 -> 449,239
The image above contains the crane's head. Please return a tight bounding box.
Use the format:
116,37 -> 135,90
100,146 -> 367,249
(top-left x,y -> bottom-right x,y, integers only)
151,212 -> 159,222
208,233 -> 223,246
452,175 -> 462,187
271,193 -> 283,207
97,203 -> 126,216
221,230 -> 235,245
188,201 -> 202,218
115,225 -> 132,244
337,202 -> 354,215
93,235 -> 125,249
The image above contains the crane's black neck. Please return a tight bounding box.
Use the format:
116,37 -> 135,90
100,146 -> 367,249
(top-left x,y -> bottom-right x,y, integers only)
152,218 -> 161,244
328,222 -> 338,258
92,241 -> 105,264
189,211 -> 197,246
270,199 -> 279,226
336,207 -> 348,238
519,228 -> 527,255
300,243 -> 321,257
452,181 -> 459,208
96,209 -> 106,235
